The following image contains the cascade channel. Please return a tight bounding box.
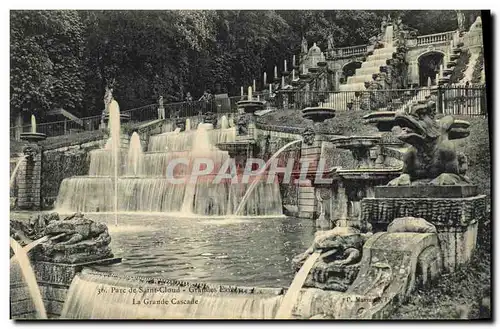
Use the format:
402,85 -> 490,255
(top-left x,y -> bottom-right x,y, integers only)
55,120 -> 283,217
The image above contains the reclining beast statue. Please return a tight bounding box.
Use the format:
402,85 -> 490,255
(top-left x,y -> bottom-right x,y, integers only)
29,212 -> 114,264
292,226 -> 372,291
388,100 -> 470,186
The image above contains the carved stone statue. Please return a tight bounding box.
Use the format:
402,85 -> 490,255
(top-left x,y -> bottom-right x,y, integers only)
301,37 -> 308,54
32,212 -> 113,264
10,212 -> 60,246
302,127 -> 316,146
388,101 -> 470,186
381,16 -> 388,33
102,86 -> 113,124
456,10 -> 466,32
203,111 -> 218,126
22,144 -> 41,161
158,95 -> 164,108
236,114 -> 249,136
292,226 -> 372,291
175,117 -> 186,132
104,86 -> 113,109
327,33 -> 335,51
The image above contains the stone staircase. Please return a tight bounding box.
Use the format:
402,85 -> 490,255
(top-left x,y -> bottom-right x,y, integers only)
322,44 -> 397,111
340,46 -> 397,92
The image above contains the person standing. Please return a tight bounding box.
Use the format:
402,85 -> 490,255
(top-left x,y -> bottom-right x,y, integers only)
158,95 -> 165,120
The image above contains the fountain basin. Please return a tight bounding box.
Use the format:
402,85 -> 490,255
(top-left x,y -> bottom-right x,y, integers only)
336,167 -> 401,180
443,68 -> 453,76
308,67 -> 319,73
301,107 -> 336,123
237,100 -> 266,114
330,136 -> 381,150
448,119 -> 470,140
375,184 -> 478,198
363,111 -> 397,132
216,140 -> 256,157
20,132 -> 47,143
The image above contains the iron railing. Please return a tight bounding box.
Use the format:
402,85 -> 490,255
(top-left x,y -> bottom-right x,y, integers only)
10,86 -> 486,140
10,94 -> 265,139
274,86 -> 487,116
439,86 -> 487,116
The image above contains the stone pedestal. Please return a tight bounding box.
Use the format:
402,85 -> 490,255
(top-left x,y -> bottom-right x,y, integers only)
18,134 -> 46,210
298,179 -> 316,219
298,137 -> 324,219
360,185 -> 486,272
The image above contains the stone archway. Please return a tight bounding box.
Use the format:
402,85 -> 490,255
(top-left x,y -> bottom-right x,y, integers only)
418,51 -> 445,87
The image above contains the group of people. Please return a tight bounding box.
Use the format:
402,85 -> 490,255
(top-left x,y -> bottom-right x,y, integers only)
185,90 -> 216,115
161,89 -> 217,120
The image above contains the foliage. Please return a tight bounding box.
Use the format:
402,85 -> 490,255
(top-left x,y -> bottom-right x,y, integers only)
11,10 -> 464,122
10,10 -> 85,119
471,48 -> 485,84
449,50 -> 471,84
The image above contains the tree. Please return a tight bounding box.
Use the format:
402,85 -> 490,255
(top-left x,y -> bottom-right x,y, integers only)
10,10 -> 85,122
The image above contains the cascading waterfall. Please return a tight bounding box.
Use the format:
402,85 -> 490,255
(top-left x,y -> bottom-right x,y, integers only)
180,123 -> 217,214
55,114 -> 282,217
61,271 -> 283,319
234,139 -> 302,216
384,24 -> 394,46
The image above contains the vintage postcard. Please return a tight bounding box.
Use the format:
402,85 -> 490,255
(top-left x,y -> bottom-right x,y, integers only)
9,9 -> 491,320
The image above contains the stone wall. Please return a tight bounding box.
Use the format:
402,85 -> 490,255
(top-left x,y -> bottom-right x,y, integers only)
41,140 -> 104,207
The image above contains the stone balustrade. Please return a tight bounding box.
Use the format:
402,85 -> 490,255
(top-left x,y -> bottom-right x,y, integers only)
335,44 -> 368,57
416,31 -> 454,46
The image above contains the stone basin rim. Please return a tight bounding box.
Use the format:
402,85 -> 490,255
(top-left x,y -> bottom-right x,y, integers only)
79,268 -> 288,296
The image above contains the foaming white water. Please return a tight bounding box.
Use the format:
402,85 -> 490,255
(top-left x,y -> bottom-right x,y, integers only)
55,177 -> 115,212
148,128 -> 236,152
10,156 -> 26,187
234,139 -> 301,216
10,238 -> 47,319
89,150 -> 127,176
220,115 -> 229,129
275,251 -> 321,319
126,132 -> 144,176
55,177 -> 282,216
61,272 -> 283,319
108,99 -> 121,226
384,24 -> 394,46
181,123 -> 216,214
55,111 -> 280,217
